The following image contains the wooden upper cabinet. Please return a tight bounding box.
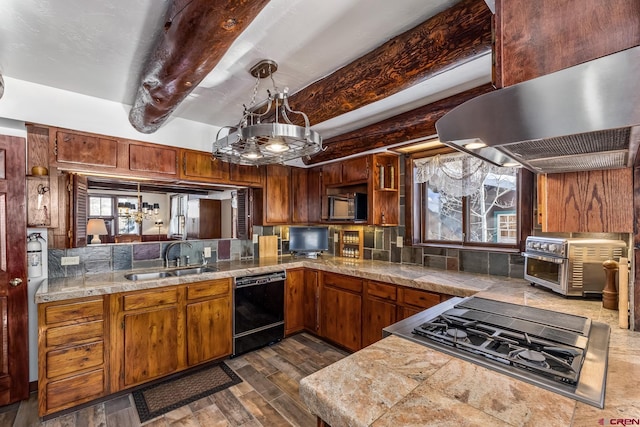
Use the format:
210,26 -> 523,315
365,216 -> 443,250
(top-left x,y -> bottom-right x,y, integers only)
495,0 -> 640,87
180,149 -> 230,183
290,167 -> 309,224
342,156 -> 369,183
322,162 -> 342,186
229,163 -> 264,185
51,128 -> 179,179
54,131 -> 119,169
253,164 -> 291,225
322,156 -> 369,187
307,167 -> 323,223
129,143 -> 178,176
542,168 -> 633,233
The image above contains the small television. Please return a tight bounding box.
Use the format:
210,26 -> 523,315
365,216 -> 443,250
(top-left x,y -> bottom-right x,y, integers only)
289,226 -> 329,258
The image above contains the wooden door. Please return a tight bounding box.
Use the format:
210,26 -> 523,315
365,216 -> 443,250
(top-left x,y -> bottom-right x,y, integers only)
290,168 -> 309,224
321,285 -> 362,352
285,268 -> 304,335
0,135 -> 28,405
342,156 -> 369,183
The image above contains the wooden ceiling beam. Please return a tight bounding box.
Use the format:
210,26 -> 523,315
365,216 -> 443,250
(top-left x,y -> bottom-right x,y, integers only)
128,0 -> 269,134
304,83 -> 494,164
288,0 -> 492,127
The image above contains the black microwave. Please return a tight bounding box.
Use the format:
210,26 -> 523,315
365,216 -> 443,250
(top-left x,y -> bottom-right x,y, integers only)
328,193 -> 367,221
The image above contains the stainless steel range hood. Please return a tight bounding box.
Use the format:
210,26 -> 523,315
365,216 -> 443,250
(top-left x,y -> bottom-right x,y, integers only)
435,46 -> 640,173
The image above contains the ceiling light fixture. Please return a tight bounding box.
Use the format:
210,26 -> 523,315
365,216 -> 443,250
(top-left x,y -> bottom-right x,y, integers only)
212,59 -> 323,165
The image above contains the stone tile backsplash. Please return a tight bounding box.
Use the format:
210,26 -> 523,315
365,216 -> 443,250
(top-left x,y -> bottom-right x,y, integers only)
48,238 -> 246,279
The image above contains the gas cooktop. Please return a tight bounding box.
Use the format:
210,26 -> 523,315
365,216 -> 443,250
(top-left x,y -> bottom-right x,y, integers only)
383,296 -> 609,408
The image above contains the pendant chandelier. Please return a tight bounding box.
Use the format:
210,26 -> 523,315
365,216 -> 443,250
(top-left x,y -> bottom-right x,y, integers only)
117,183 -> 160,224
212,59 -> 323,166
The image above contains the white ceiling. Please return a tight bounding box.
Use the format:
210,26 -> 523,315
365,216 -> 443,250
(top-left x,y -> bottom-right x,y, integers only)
0,0 -> 491,142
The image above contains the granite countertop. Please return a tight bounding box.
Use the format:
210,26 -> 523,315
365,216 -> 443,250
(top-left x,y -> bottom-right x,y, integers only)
35,256 -> 516,303
299,282 -> 640,426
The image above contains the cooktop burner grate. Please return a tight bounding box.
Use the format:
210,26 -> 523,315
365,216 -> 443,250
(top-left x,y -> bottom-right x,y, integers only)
383,296 -> 610,408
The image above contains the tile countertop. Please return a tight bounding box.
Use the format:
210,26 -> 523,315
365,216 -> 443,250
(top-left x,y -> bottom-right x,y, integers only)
35,256 -> 516,303
299,282 -> 640,427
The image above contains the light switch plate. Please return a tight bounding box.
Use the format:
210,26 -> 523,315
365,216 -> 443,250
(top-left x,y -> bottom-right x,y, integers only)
204,247 -> 211,257
61,256 -> 80,266
396,236 -> 404,248
334,233 -> 339,242
253,234 -> 259,244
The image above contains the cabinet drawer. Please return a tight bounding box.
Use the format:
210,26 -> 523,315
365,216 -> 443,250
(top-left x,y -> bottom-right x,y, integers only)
47,341 -> 104,378
367,281 -> 396,301
123,287 -> 178,311
186,279 -> 230,300
323,272 -> 363,293
399,287 -> 440,309
46,369 -> 105,411
46,320 -> 104,347
45,299 -> 104,325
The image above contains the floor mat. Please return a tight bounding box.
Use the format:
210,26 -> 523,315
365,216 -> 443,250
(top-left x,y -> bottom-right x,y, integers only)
132,361 -> 242,423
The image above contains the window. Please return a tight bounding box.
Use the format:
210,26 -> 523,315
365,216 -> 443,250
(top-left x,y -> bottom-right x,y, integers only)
88,195 -> 141,237
414,152 -> 519,246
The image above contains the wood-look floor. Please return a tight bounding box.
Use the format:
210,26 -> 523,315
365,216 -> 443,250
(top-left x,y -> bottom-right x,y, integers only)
0,333 -> 348,427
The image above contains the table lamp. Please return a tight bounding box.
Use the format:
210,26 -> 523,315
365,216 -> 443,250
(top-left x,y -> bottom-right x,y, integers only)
87,219 -> 108,244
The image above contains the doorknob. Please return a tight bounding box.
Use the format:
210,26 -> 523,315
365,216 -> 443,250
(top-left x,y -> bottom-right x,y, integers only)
9,278 -> 22,287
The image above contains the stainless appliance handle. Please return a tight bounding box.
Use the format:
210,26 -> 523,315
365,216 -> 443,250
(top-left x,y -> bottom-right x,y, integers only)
522,252 -> 566,264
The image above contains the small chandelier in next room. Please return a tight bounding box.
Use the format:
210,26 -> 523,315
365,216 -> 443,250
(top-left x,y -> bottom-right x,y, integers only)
212,59 -> 323,166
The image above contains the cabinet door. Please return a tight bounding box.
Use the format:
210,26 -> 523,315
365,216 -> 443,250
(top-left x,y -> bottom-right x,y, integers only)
342,156 -> 369,183
303,269 -> 320,334
230,163 -> 263,185
180,149 -> 230,183
261,164 -> 291,224
186,296 -> 232,366
290,167 -> 309,224
123,306 -> 179,386
129,143 -> 178,177
544,168 -> 633,233
322,162 -> 342,186
285,268 -> 305,335
307,167 -> 323,223
55,131 -> 118,169
362,297 -> 396,347
362,281 -> 397,347
321,286 -> 362,352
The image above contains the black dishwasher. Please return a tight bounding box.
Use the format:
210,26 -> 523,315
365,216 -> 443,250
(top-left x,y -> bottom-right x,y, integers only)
233,270 -> 286,356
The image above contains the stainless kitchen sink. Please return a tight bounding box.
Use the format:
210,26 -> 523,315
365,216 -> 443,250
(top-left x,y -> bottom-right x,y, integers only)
124,266 -> 219,281
171,266 -> 219,276
124,271 -> 173,281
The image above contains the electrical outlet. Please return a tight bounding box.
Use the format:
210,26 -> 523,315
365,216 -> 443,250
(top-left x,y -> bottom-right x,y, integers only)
253,234 -> 259,244
61,256 -> 80,266
204,247 -> 211,257
334,233 -> 339,242
396,236 -> 404,248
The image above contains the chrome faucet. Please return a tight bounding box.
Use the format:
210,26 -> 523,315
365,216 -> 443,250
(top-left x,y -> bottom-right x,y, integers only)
164,241 -> 193,268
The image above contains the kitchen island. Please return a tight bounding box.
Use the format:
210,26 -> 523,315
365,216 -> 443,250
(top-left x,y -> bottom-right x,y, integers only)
299,281 -> 640,426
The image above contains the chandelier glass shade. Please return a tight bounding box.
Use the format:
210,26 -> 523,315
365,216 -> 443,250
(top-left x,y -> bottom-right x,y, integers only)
117,184 -> 159,224
212,60 -> 323,166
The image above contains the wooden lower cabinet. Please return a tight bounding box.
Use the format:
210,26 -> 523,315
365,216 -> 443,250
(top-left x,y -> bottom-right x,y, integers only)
362,281 -> 397,348
397,287 -> 449,320
38,297 -> 108,416
285,268 -> 305,335
122,306 -> 181,387
320,272 -> 362,352
39,279 -> 232,416
303,269 -> 321,334
185,279 -> 232,366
